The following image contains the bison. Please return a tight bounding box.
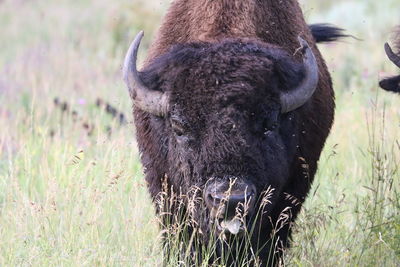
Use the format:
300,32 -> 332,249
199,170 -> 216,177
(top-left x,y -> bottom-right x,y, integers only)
122,1 -> 343,266
379,26 -> 400,93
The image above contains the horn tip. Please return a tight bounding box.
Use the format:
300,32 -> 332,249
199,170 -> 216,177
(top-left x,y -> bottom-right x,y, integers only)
297,36 -> 308,48
384,42 -> 390,50
138,30 -> 145,39
133,30 -> 145,48
123,30 -> 145,87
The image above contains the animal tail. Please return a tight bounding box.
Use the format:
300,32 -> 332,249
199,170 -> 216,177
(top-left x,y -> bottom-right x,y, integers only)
309,23 -> 350,44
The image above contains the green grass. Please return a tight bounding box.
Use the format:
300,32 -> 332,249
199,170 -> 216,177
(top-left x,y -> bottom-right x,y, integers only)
0,0 -> 399,266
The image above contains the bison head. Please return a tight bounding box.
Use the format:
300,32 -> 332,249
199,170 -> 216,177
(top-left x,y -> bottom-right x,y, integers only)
123,32 -> 318,245
379,30 -> 400,93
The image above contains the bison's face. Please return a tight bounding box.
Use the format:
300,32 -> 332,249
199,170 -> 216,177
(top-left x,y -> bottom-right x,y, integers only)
166,75 -> 296,234
123,33 -> 318,236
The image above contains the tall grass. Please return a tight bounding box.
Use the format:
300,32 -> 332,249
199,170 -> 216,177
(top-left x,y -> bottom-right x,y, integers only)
285,100 -> 399,266
0,0 -> 399,266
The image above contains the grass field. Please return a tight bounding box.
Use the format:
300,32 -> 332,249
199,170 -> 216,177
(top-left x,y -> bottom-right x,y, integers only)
0,0 -> 399,266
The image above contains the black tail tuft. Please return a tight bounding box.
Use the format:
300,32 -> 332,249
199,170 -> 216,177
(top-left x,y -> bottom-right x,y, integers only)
309,23 -> 350,44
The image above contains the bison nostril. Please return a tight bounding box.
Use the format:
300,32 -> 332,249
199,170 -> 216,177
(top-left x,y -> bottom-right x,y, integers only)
205,180 -> 257,219
247,189 -> 256,199
206,192 -> 221,207
207,193 -> 214,204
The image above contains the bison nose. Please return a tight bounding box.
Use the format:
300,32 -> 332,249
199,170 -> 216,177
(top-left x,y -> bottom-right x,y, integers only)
204,179 -> 256,219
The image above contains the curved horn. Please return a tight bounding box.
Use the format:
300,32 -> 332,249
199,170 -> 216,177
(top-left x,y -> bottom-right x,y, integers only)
280,37 -> 319,113
123,31 -> 169,117
384,42 -> 400,68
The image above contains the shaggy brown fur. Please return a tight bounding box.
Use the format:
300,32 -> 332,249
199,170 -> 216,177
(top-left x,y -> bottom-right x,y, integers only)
131,0 -> 335,265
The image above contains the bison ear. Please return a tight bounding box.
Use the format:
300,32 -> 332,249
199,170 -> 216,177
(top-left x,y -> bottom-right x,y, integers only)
274,58 -> 306,91
139,67 -> 163,92
379,75 -> 400,93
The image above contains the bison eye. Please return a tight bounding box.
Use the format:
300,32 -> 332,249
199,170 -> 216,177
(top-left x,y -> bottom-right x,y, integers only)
263,110 -> 280,132
173,124 -> 185,136
263,119 -> 278,131
170,117 -> 187,137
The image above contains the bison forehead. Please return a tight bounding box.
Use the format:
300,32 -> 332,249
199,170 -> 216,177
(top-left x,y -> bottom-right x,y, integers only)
141,38 -> 304,120
169,40 -> 278,94
161,40 -> 288,112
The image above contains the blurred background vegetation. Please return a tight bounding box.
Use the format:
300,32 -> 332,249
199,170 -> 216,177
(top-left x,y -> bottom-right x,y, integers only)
0,0 -> 399,266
